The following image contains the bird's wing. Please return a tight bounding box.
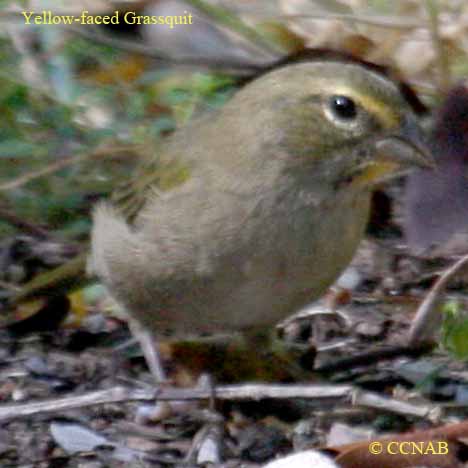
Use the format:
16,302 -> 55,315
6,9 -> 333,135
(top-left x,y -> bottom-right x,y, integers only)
111,139 -> 193,223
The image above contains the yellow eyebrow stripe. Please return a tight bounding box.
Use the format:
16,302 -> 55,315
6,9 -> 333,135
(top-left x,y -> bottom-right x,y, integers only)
316,81 -> 401,129
351,91 -> 400,129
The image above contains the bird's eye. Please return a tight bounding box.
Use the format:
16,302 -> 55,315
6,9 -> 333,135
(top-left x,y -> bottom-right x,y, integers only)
329,95 -> 357,120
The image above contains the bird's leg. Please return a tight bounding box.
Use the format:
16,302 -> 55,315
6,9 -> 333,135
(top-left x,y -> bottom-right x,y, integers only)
129,320 -> 167,383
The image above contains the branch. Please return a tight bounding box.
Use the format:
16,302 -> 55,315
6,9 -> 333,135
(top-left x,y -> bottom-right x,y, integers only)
0,383 -> 441,422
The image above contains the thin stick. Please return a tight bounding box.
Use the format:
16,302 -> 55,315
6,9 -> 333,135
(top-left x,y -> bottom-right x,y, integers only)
0,145 -> 134,192
408,253 -> 468,345
0,155 -> 88,192
0,383 -> 441,422
0,204 -> 49,237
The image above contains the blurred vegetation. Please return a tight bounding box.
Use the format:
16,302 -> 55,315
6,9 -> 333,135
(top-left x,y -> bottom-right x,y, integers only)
0,17 -> 236,242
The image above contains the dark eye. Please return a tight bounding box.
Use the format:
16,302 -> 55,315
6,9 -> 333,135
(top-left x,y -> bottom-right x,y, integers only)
330,95 -> 357,120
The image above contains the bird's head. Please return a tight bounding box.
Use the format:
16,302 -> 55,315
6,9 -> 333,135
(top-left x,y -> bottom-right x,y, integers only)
229,51 -> 433,193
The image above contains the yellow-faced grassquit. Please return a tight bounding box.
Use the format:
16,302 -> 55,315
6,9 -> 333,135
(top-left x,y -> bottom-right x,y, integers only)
86,51 -> 432,380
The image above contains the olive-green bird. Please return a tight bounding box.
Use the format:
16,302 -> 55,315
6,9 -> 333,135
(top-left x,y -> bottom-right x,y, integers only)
11,52 -> 432,380
87,52 -> 431,379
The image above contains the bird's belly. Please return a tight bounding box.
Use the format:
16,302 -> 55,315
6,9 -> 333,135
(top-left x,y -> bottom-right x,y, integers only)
217,223 -> 366,329
162,191 -> 371,333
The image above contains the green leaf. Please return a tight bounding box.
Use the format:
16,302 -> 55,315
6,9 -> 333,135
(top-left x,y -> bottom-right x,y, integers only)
441,300 -> 468,359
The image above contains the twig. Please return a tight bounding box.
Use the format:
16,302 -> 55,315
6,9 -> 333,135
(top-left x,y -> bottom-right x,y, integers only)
0,204 -> 49,237
316,342 -> 434,373
0,383 -> 441,422
0,144 -> 134,192
408,253 -> 468,345
352,388 -> 440,422
0,155 -> 88,192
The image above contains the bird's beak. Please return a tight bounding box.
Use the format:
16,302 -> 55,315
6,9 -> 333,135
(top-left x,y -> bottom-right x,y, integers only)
374,115 -> 435,170
348,115 -> 434,188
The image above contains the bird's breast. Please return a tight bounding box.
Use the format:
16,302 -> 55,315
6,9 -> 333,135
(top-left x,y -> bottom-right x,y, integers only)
196,188 -> 372,331
126,186 -> 371,335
